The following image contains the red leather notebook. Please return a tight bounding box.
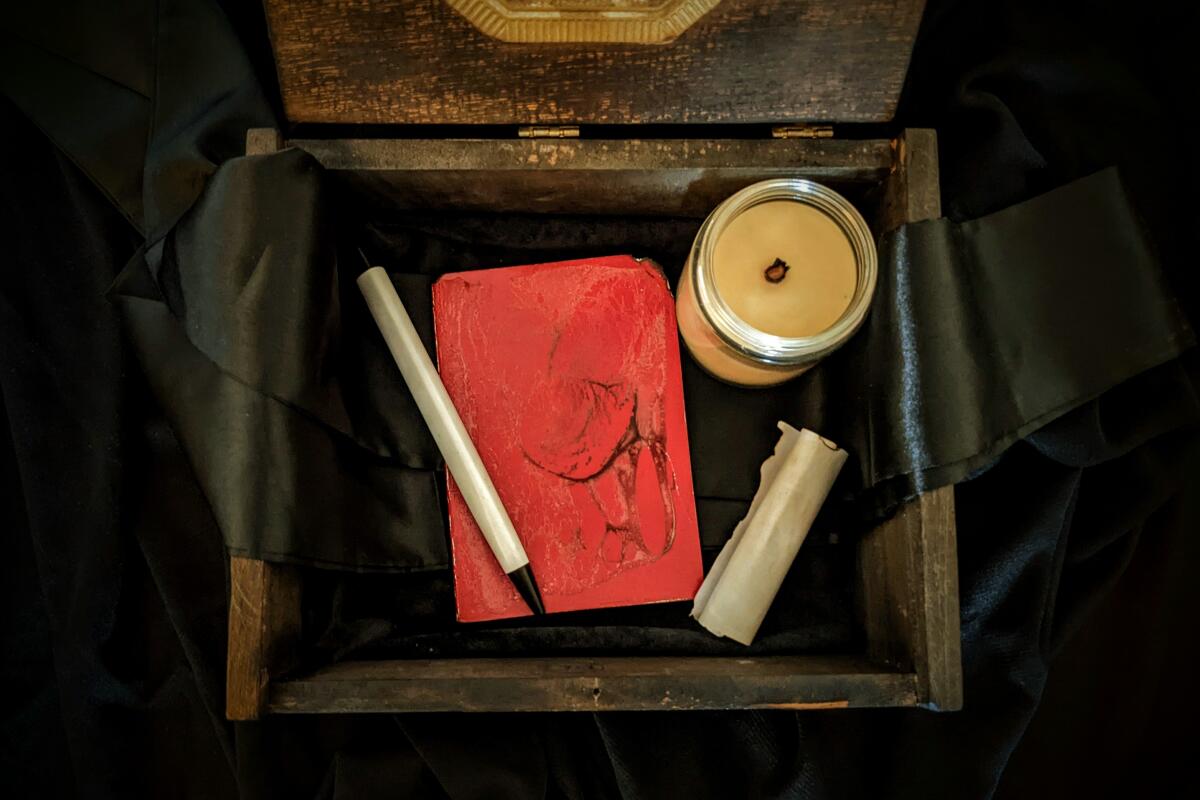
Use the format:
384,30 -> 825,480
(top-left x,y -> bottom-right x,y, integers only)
432,255 -> 704,622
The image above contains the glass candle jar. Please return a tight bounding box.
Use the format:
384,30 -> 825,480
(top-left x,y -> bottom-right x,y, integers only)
676,178 -> 878,387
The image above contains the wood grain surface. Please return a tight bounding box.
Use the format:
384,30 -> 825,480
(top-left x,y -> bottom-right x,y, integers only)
268,655 -> 918,712
226,557 -> 302,720
264,0 -> 927,125
294,136 -> 894,215
858,487 -> 962,711
858,130 -> 962,711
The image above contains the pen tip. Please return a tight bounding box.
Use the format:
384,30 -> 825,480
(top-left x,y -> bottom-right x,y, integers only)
508,564 -> 546,616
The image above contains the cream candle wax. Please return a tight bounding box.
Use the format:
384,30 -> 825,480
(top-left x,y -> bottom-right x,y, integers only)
677,179 -> 877,387
713,200 -> 857,338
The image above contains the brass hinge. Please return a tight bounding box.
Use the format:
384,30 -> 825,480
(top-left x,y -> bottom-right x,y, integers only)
517,125 -> 581,139
771,124 -> 835,139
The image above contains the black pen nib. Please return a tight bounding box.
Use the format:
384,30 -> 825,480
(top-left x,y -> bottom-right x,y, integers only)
508,564 -> 546,615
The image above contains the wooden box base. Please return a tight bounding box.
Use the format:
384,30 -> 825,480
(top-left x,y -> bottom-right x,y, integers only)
226,128 -> 962,717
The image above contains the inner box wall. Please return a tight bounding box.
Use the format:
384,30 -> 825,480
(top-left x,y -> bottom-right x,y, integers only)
290,138 -> 894,665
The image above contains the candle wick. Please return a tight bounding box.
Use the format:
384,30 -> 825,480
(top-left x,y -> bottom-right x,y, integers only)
764,258 -> 790,284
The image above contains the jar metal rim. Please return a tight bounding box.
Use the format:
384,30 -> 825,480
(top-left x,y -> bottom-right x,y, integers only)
690,178 -> 878,366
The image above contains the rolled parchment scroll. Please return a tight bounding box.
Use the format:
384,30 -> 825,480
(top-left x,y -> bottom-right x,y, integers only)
692,423 -> 848,645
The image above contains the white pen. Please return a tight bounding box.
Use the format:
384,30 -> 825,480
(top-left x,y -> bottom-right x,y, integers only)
356,254 -> 545,615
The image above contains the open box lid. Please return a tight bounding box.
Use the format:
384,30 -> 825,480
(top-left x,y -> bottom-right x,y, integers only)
264,0 -> 927,126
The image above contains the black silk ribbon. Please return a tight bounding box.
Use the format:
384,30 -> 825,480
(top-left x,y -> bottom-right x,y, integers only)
852,166 -> 1193,512
111,148 -> 1193,570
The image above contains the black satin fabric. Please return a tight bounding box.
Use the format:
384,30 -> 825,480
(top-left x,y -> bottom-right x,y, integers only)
4,0 -> 1200,797
856,167 -> 1192,510
0,0 -> 273,242
112,151 -> 448,571
109,146 -> 1189,580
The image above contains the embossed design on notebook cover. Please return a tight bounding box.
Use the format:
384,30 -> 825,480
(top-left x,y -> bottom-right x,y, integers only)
433,255 -> 703,622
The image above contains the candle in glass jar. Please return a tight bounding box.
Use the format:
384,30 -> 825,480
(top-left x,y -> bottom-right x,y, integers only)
712,200 -> 857,339
676,179 -> 877,388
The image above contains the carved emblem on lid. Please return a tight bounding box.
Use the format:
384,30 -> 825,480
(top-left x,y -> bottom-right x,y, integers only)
444,0 -> 722,43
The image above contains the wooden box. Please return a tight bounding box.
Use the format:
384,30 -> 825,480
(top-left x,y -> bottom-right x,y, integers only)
226,0 -> 962,717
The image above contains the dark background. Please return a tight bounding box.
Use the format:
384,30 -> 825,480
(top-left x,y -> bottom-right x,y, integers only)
3,0 -> 1199,797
